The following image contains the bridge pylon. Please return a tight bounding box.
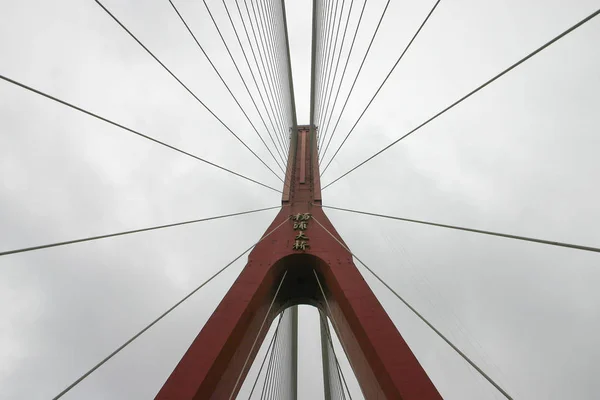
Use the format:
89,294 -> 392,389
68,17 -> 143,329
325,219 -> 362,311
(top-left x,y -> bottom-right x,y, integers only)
155,125 -> 442,399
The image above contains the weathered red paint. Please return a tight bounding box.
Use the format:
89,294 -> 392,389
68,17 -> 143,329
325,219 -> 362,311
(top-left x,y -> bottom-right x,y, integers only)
299,129 -> 306,184
155,126 -> 442,399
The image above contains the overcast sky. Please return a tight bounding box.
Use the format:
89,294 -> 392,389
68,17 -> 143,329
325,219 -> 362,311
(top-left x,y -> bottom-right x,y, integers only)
1,0 -> 599,399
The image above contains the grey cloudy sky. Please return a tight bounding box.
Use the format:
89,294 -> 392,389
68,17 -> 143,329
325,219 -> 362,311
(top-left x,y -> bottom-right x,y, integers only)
1,0 -> 599,399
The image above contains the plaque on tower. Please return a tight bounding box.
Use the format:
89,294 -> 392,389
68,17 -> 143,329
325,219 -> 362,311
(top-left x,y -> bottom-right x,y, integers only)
290,213 -> 311,251
290,213 -> 311,222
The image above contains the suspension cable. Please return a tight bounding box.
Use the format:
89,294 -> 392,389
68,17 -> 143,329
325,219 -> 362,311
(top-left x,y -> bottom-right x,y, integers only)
169,0 -> 285,174
267,310 -> 287,399
313,271 -> 358,399
249,0 -> 282,127
314,0 -> 331,125
213,0 -> 286,164
260,325 -> 280,400
262,0 -> 292,153
279,0 -> 299,135
248,313 -> 283,399
219,0 -> 288,160
316,0 -> 339,125
319,311 -> 353,400
309,0 -> 322,130
312,0 -> 325,124
317,0 -> 334,126
257,0 -> 291,159
321,0 -> 442,174
320,204 -> 600,254
235,0 -> 288,155
333,355 -> 349,400
0,206 -> 279,257
323,8 -> 600,189
311,216 -> 514,399
0,74 -> 281,193
269,0 -> 293,158
279,0 -> 295,159
255,0 -> 288,148
243,0 -> 287,140
316,0 -> 341,126
168,0 -> 286,174
264,0 -> 292,144
51,218 -> 288,400
93,0 -> 283,183
319,0 -> 391,163
318,0 -> 367,157
267,0 -> 293,152
229,271 -> 288,399
317,0 -> 355,152
317,0 -> 348,134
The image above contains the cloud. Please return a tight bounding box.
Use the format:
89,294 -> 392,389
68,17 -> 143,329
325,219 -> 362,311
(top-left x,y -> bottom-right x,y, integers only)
1,0 -> 599,399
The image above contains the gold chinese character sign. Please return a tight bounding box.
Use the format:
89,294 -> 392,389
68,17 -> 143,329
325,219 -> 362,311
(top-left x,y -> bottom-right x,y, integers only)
293,221 -> 308,230
290,213 -> 311,251
292,240 -> 310,251
290,213 -> 311,222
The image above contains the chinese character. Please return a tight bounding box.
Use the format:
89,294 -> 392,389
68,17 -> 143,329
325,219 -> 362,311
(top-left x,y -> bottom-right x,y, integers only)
295,231 -> 309,241
293,221 -> 308,230
292,240 -> 310,251
291,213 -> 311,222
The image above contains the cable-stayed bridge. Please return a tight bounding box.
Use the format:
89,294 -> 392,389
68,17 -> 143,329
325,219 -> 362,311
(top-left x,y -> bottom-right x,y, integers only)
1,0 -> 599,399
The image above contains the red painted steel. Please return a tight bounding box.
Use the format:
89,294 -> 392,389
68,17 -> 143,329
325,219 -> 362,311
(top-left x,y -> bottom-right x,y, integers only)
155,126 -> 442,399
299,129 -> 306,184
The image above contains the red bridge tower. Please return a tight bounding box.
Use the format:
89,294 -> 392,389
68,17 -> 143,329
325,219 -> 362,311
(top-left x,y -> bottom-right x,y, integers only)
156,0 -> 441,396
155,123 -> 442,399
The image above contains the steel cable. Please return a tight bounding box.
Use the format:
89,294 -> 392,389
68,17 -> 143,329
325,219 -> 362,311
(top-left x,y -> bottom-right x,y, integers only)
274,0 -> 294,155
0,206 -> 279,257
251,0 -> 285,130
94,0 -> 284,183
320,204 -> 600,254
318,0 -> 368,158
256,0 -> 290,147
319,0 -> 391,163
220,0 -> 288,159
270,309 -> 289,399
229,271 -> 288,399
321,0 -> 442,174
317,0 -> 348,134
244,0 -> 288,140
197,0 -> 288,168
323,8 -> 600,190
314,0 -> 332,125
316,0 -> 339,125
270,0 -> 294,145
261,309 -> 288,399
269,0 -> 290,157
0,74 -> 281,193
312,216 -> 514,399
317,0 -> 356,152
52,218 -> 289,399
259,324 -> 280,399
247,314 -> 283,399
319,311 -> 352,400
168,0 -> 286,173
234,0 -> 289,155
